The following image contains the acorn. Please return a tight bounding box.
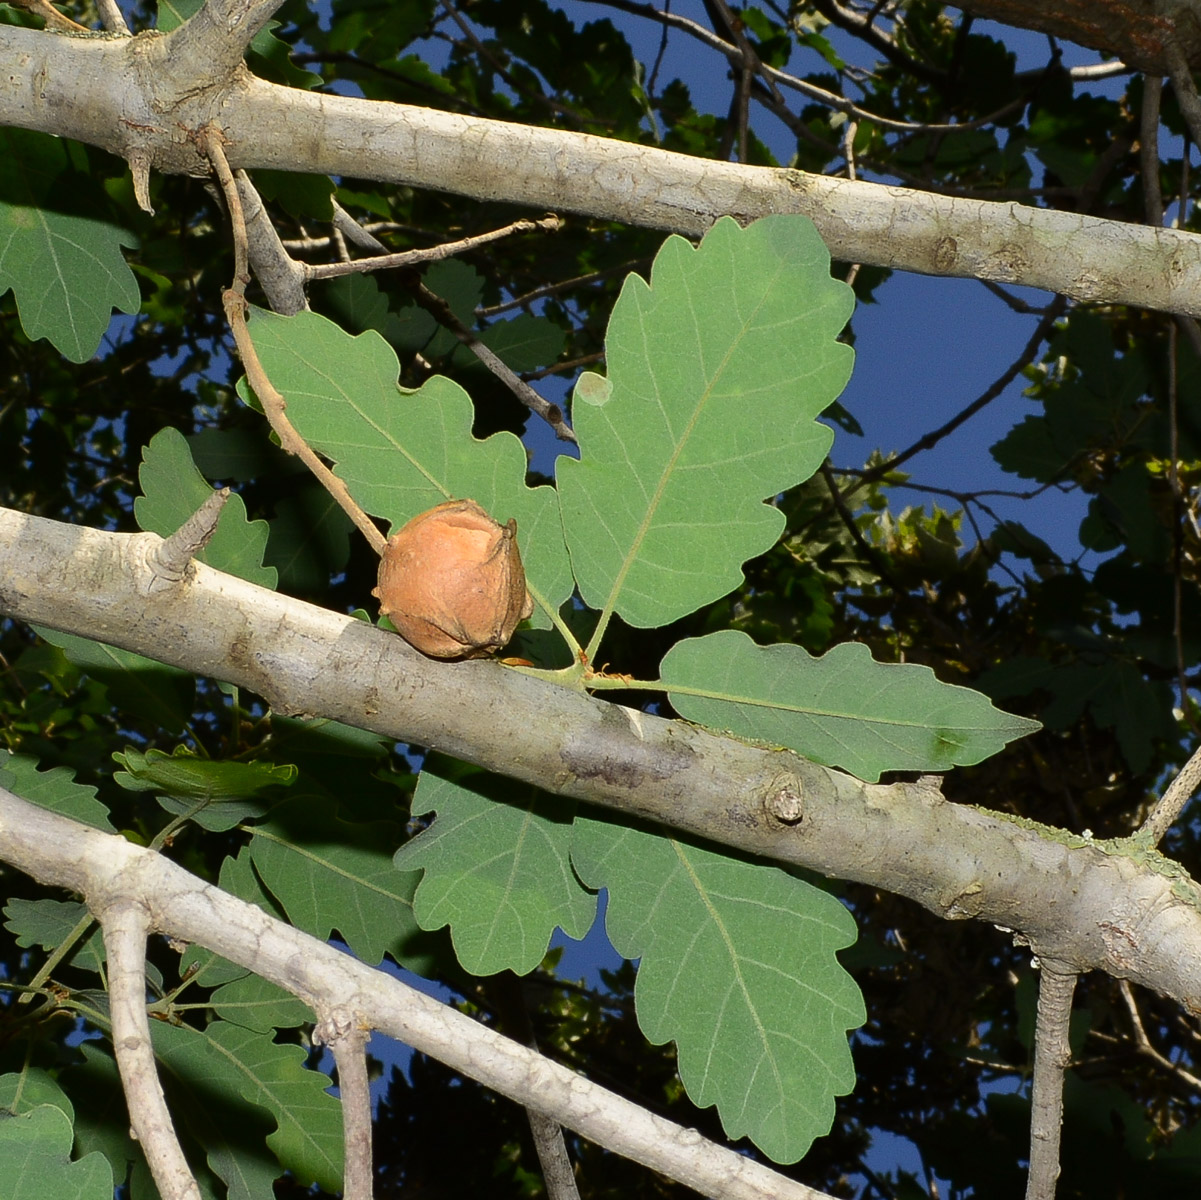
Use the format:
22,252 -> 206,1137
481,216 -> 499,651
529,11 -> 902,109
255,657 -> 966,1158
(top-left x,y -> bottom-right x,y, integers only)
373,499 -> 534,659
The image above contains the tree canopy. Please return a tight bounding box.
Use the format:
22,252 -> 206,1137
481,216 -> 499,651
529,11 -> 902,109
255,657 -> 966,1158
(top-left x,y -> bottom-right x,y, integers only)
2,2 -> 1201,1199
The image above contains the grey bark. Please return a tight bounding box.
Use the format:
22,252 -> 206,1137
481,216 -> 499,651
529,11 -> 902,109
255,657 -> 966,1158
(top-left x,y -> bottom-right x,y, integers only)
3,506 -> 1201,1012
1,24 -> 1200,316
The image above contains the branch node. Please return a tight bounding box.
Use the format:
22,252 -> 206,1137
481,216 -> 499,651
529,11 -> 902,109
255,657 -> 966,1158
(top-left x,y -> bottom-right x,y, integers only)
128,149 -> 155,215
147,488 -> 231,590
765,782 -> 804,824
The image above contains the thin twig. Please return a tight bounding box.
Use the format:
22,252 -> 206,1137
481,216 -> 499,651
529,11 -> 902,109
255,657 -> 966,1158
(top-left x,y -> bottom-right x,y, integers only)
477,261 -> 648,317
148,488 -> 230,587
408,278 -> 578,444
842,118 -> 862,286
528,1111 -> 582,1200
1024,964 -> 1077,1200
198,125 -> 387,556
1165,37 -> 1201,150
838,296 -> 1067,506
233,172 -> 308,316
1119,980 -> 1201,1091
484,974 -> 581,1200
332,200 -> 389,252
586,0 -> 1048,134
318,1012 -> 373,1200
439,0 -> 601,127
818,462 -> 904,594
5,0 -> 88,32
304,217 -> 564,282
102,901 -> 203,1200
979,279 -> 1056,316
95,0 -> 130,34
807,0 -> 947,83
1139,742 -> 1201,843
1141,75 -> 1165,227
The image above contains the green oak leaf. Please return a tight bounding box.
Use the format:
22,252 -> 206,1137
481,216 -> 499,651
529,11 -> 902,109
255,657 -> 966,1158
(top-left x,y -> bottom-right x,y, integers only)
249,793 -> 437,972
4,898 -> 106,976
0,1104 -> 112,1200
394,760 -> 594,976
151,1019 -> 342,1193
0,751 -> 114,831
0,1070 -> 74,1121
135,427 -> 278,589
242,307 -> 572,628
556,214 -> 854,628
0,129 -> 140,363
572,814 -> 864,1164
661,630 -> 1040,782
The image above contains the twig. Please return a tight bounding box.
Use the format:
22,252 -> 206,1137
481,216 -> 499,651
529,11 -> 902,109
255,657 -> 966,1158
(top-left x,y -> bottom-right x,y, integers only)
5,0 -> 88,32
439,0 -> 599,127
808,0 -> 945,82
1164,37 -> 1201,150
147,488 -> 230,587
408,278 -> 578,444
586,0 -> 1048,134
1139,742 -> 1201,844
166,0 -> 285,80
1119,979 -> 1201,1092
528,1111 -> 581,1200
198,125 -> 387,557
304,217 -> 564,282
234,172 -> 307,316
707,0 -> 761,162
94,0 -> 130,34
979,279 -> 1056,315
16,911 -> 95,1006
477,260 -> 648,317
1140,74 -> 1165,227
484,973 -> 581,1200
101,901 -> 203,1200
837,296 -> 1067,505
818,462 -> 904,594
1024,964 -> 1076,1200
1166,318 -> 1199,736
842,118 -> 862,286
1,785 -> 839,1200
332,200 -> 389,252
317,1012 -> 373,1200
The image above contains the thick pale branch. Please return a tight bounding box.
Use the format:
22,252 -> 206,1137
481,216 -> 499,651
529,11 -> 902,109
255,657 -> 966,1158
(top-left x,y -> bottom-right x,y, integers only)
3,507 -> 1201,1009
100,902 -> 203,1200
2,26 -> 1201,315
316,1013 -> 372,1200
0,785 -> 831,1200
1024,965 -> 1077,1200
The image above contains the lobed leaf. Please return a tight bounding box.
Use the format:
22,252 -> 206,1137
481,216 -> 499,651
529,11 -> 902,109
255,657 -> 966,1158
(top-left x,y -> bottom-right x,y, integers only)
394,760 -> 594,976
556,214 -> 854,628
0,1104 -> 112,1200
152,1020 -> 343,1193
243,307 -> 572,626
135,427 -> 277,589
4,898 -> 105,976
0,130 -> 140,364
661,630 -> 1041,781
0,751 -> 114,831
572,815 -> 864,1164
249,794 -> 436,971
